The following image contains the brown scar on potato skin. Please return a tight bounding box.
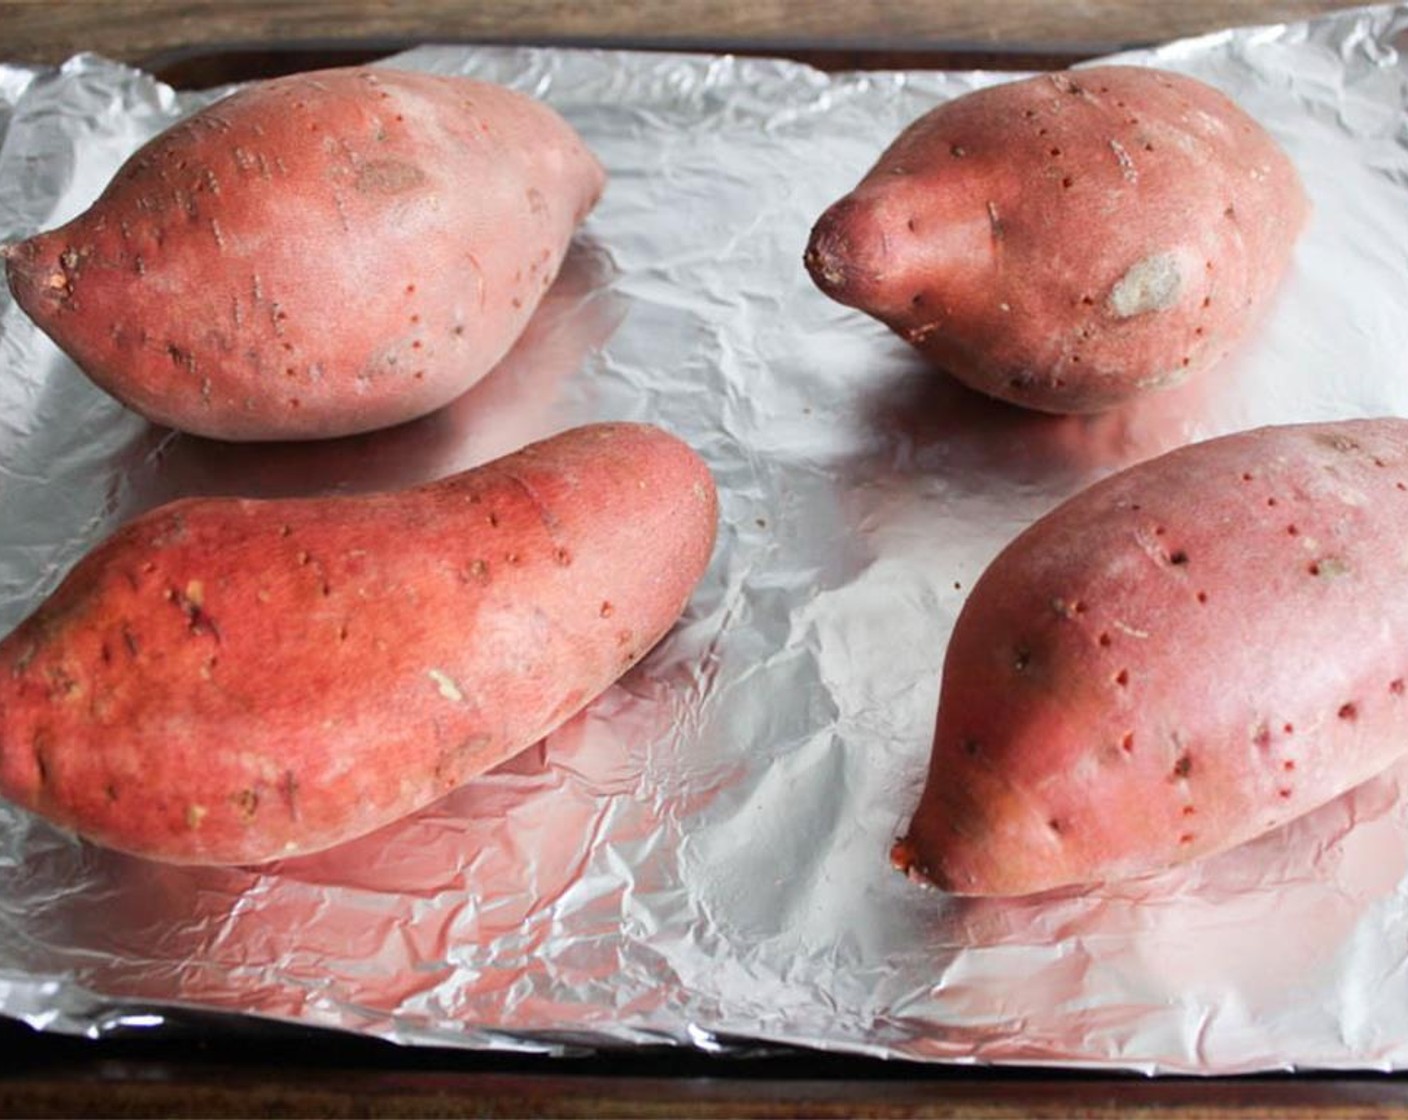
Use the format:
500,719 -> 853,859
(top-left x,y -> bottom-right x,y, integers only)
352,158 -> 427,194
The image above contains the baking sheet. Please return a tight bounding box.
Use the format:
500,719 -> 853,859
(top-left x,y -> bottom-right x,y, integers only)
1,5 -> 1407,1075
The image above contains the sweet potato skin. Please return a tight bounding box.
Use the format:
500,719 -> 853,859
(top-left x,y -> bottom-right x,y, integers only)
805,66 -> 1307,413
896,419 -> 1408,896
4,67 -> 605,441
0,423 -> 717,865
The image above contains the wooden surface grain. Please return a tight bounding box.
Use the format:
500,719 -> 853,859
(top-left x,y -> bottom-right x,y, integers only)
0,0 -> 1374,68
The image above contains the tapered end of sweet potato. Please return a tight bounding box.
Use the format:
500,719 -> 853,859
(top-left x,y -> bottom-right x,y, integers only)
3,234 -> 64,324
804,178 -> 994,332
803,195 -> 886,310
893,759 -> 1085,897
5,231 -> 101,391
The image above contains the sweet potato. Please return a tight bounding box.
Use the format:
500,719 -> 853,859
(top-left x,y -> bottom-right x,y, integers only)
804,65 -> 1307,413
894,419 -> 1408,896
3,66 -> 605,441
0,423 -> 717,865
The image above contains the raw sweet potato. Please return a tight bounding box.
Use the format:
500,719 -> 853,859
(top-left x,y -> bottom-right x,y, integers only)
894,419 -> 1408,896
804,66 -> 1307,413
0,423 -> 717,865
3,66 -> 605,441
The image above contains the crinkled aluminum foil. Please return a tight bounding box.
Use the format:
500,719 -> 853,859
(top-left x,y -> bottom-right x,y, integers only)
1,5 -> 1407,1076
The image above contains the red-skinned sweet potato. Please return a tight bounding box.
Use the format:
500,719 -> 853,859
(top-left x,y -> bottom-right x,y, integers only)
4,66 -> 605,441
805,66 -> 1307,413
895,419 -> 1408,896
0,423 -> 716,865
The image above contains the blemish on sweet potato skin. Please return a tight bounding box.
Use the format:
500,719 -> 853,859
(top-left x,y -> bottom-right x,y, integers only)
0,423 -> 718,865
899,419 -> 1408,896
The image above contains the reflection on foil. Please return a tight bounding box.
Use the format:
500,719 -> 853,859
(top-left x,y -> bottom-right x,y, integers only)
1,5 -> 1408,1075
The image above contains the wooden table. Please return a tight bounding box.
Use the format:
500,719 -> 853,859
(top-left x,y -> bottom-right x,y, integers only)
0,0 -> 1374,76
0,1 -> 1396,1116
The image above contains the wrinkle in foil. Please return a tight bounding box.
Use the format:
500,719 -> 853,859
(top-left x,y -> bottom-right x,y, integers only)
0,6 -> 1407,1075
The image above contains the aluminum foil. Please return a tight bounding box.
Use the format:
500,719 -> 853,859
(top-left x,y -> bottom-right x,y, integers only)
1,5 -> 1407,1076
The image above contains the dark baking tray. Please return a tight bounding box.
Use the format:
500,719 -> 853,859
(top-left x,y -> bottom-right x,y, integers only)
11,1011 -> 1408,1118
6,36 -> 1408,1118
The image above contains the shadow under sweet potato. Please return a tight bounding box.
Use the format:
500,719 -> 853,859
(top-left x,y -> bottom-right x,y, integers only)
122,238 -> 625,508
850,357 -> 1219,494
916,755 -> 1408,1023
